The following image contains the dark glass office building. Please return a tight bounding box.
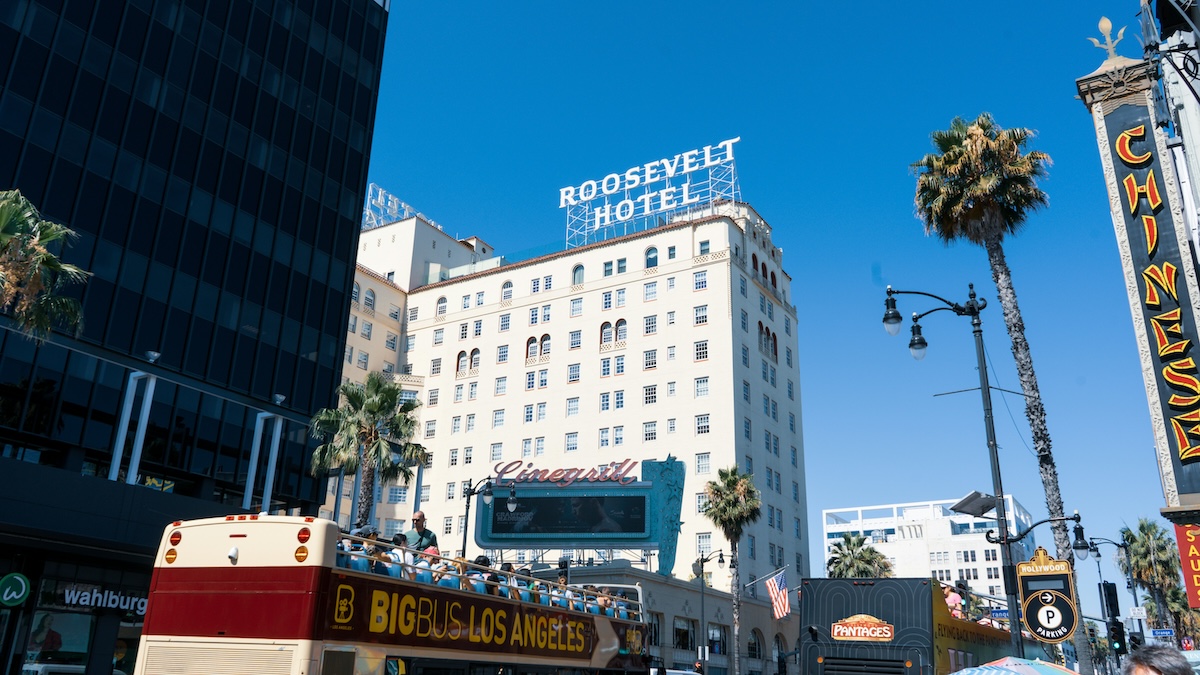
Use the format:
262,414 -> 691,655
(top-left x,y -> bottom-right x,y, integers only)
0,0 -> 388,672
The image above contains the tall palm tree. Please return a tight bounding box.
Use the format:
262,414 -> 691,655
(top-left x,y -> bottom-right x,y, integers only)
0,189 -> 90,338
825,533 -> 894,578
911,114 -> 1094,669
704,466 -> 761,675
309,371 -> 427,527
1118,518 -> 1181,629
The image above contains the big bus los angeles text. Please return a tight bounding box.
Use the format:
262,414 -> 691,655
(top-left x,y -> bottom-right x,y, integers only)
132,515 -> 650,675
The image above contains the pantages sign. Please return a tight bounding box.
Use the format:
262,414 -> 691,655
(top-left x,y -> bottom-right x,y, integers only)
560,137 -> 740,248
830,614 -> 895,642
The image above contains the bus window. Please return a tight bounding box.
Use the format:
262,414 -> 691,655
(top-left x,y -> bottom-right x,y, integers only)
322,650 -> 356,675
386,658 -> 407,675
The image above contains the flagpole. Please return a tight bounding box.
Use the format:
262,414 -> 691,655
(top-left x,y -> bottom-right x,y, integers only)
744,565 -> 789,589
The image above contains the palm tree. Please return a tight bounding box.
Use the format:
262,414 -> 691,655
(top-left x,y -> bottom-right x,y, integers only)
911,114 -> 1095,670
309,371 -> 427,527
1118,518 -> 1181,629
0,189 -> 90,338
825,533 -> 893,578
704,466 -> 761,675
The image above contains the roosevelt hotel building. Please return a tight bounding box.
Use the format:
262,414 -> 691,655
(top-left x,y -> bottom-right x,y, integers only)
351,201 -> 809,589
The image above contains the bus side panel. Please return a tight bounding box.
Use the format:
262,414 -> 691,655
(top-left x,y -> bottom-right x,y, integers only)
798,578 -> 933,675
144,566 -> 327,639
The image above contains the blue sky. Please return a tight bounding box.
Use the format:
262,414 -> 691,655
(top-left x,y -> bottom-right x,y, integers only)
366,2 -> 1164,619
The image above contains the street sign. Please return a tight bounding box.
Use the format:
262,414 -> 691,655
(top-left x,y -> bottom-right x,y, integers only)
1152,628 -> 1176,637
1017,547 -> 1079,644
1130,607 -> 1147,620
991,609 -> 1010,619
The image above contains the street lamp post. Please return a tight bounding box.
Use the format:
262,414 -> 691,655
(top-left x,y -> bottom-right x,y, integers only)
1090,537 -> 1145,637
694,550 -> 725,673
883,284 -> 1024,657
462,477 -> 493,557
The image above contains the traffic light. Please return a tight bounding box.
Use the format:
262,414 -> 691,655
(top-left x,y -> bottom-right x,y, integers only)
1109,619 -> 1128,655
1102,582 -> 1121,618
1086,624 -> 1098,643
1129,632 -> 1144,651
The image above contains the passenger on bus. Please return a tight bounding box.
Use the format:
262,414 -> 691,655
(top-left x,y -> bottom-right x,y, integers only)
404,511 -> 439,551
436,558 -> 466,589
412,546 -> 439,584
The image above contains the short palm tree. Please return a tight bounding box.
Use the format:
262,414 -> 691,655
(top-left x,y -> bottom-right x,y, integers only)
913,115 -> 1093,669
1118,518 -> 1181,629
309,371 -> 427,527
826,533 -> 893,578
704,466 -> 761,675
0,189 -> 90,338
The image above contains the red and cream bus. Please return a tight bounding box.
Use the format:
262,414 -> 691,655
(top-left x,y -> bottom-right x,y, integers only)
132,515 -> 649,675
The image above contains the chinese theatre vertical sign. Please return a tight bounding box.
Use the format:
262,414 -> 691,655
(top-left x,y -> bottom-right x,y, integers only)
1079,28 -> 1200,560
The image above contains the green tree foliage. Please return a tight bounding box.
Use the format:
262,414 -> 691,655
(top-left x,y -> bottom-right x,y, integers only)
825,533 -> 893,578
309,371 -> 427,526
0,189 -> 90,338
1118,518 -> 1181,629
704,466 -> 762,675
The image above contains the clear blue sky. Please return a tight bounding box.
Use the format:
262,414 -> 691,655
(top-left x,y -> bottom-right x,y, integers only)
366,2 -> 1163,620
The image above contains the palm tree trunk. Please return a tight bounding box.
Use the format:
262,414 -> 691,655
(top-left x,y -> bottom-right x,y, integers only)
983,237 -> 1093,672
357,461 -> 375,527
730,542 -> 741,675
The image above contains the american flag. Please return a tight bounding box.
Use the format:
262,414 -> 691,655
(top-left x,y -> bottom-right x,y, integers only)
766,570 -> 790,619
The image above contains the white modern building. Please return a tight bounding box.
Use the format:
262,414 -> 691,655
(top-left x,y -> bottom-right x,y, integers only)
822,497 -> 1036,597
331,200 -> 810,596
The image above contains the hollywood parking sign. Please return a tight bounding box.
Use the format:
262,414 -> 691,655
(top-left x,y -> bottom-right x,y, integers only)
560,137 -> 741,247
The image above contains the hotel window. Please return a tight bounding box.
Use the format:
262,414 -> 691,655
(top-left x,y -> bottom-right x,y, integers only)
468,381 -> 478,399
569,330 -> 582,349
522,439 -> 532,457
602,291 -> 613,309
492,410 -> 505,428
385,332 -> 398,350
644,350 -> 657,369
489,444 -> 501,461
495,377 -> 507,395
696,493 -> 710,514
543,275 -> 553,290
348,315 -> 357,333
536,403 -> 547,421
667,381 -> 676,396
667,418 -> 676,433
742,346 -> 749,366
667,310 -> 676,325
785,316 -> 792,335
789,413 -> 796,432
538,369 -> 548,387
388,486 -> 408,504
699,240 -> 710,255
696,452 -> 711,473
644,282 -> 658,301
793,482 -> 800,502
443,517 -> 453,535
573,265 -> 585,284
614,355 -> 625,374
461,295 -> 470,310
771,400 -> 778,420
570,298 -> 582,317
565,432 -> 579,452
644,315 -> 657,335
452,417 -> 462,434
425,420 -> 437,438
617,258 -> 627,273
614,426 -> 624,445
447,482 -> 456,500
696,414 -> 710,435
762,360 -> 769,381
498,345 -> 509,363
644,385 -> 657,405
420,485 -> 430,502
499,314 -> 511,331
694,305 -> 708,325
693,271 -> 707,290
643,421 -> 657,442
695,340 -> 708,361
524,404 -> 534,423
668,245 -> 677,260
786,347 -> 793,367
788,380 -> 795,400
531,278 -> 540,294
352,283 -> 360,303
767,302 -> 774,320
741,310 -> 748,331
345,346 -> 353,363
357,352 -> 369,369
542,305 -> 551,322
695,377 -> 709,397
599,428 -> 610,447
476,291 -> 485,306
449,449 -> 459,466
616,288 -> 626,307
383,361 -> 395,374
409,307 -> 419,322
567,397 -> 579,416
744,418 -> 751,439
600,392 -> 611,411
428,389 -> 440,406
791,446 -> 798,467
430,358 -> 442,375
740,276 -> 747,296
614,390 -> 625,409
454,384 -> 464,402
529,307 -> 538,325
466,414 -> 475,431
525,372 -> 535,390
743,380 -> 750,401
535,437 -> 545,455
459,323 -> 468,339
502,281 -> 513,300
436,297 -> 447,315
646,247 -> 658,268
473,320 -> 482,337
616,319 -> 628,340
568,364 -> 581,383
601,358 -> 611,377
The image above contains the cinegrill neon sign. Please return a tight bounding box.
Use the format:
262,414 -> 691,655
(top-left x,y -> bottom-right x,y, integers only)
561,137 -> 740,247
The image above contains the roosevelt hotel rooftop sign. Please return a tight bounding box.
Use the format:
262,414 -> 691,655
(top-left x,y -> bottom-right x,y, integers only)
560,137 -> 741,248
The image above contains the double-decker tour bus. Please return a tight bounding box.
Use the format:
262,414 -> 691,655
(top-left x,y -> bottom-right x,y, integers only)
132,515 -> 649,675
797,578 -> 1049,675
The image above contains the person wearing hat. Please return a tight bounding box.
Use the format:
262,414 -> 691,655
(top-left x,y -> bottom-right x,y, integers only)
404,511 -> 438,551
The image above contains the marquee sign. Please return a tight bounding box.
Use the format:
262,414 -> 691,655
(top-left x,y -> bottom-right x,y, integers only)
561,137 -> 741,248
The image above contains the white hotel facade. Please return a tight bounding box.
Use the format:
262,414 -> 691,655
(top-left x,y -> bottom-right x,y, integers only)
332,201 -> 810,592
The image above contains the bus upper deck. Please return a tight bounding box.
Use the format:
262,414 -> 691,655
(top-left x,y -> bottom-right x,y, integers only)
135,514 -> 650,675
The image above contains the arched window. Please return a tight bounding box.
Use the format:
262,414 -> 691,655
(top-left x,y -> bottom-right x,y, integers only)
364,289 -> 375,310
761,263 -> 768,279
748,630 -> 764,660
752,254 -> 758,270
540,334 -> 551,355
501,281 -> 513,301
615,319 -> 627,341
572,265 -> 585,285
601,322 -> 613,344
770,272 -> 777,288
645,247 -> 658,269
470,348 -> 481,369
457,351 -> 469,372
436,297 -> 447,316
527,337 -> 538,358
352,283 -> 360,303
772,334 -> 778,358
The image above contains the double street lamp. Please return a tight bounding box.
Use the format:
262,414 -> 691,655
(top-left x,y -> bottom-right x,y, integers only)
693,550 -> 726,674
882,284 -> 1025,656
461,477 -> 518,557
